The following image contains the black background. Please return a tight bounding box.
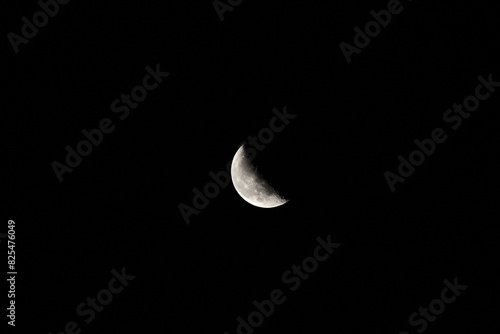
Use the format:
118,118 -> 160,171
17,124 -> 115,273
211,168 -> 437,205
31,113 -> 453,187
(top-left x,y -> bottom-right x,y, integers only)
3,0 -> 499,333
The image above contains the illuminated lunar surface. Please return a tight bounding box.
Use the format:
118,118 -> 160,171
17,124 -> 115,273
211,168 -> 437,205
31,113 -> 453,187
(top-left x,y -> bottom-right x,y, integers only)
230,144 -> 288,208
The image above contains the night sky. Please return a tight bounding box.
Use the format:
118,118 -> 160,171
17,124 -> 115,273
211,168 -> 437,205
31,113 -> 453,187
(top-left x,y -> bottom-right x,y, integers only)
4,0 -> 500,333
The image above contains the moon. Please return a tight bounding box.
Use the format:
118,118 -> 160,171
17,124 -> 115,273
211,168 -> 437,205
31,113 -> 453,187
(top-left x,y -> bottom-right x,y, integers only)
230,144 -> 289,208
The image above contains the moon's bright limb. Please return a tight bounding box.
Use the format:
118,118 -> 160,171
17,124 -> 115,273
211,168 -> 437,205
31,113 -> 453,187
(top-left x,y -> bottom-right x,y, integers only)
230,144 -> 288,208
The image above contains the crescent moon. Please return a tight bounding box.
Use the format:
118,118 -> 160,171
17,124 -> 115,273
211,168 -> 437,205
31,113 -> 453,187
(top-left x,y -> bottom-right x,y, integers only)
230,144 -> 289,208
